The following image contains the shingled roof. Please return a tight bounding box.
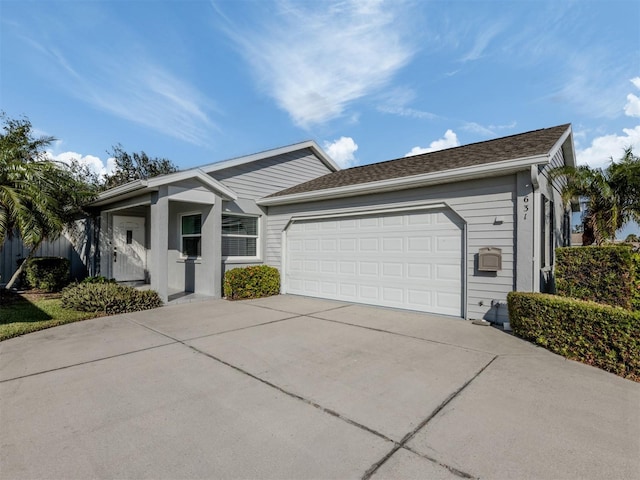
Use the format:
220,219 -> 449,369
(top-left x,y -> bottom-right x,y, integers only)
268,124 -> 571,198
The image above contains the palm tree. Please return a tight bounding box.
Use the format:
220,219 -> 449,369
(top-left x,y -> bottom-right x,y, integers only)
550,148 -> 639,245
1,114 -> 95,289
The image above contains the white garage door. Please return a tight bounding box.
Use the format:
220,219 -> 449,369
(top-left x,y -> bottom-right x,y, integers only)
285,208 -> 463,316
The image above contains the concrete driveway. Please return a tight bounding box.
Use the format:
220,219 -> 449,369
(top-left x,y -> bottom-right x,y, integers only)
1,295 -> 638,479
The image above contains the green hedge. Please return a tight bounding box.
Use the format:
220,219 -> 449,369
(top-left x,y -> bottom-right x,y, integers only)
555,246 -> 638,310
24,257 -> 71,292
61,283 -> 163,314
508,291 -> 640,381
80,276 -> 116,284
224,265 -> 280,300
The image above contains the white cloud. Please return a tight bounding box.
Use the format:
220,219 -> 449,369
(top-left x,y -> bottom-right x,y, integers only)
461,122 -> 495,136
48,150 -> 116,180
625,94 -> 640,117
459,22 -> 505,62
575,126 -> 640,169
576,78 -> 640,168
377,87 -> 438,119
624,77 -> 640,117
324,136 -> 359,168
462,121 -> 517,136
22,32 -> 217,146
405,130 -> 460,156
222,0 -> 414,128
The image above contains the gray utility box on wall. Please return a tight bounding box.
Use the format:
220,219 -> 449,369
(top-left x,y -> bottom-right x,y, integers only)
478,247 -> 502,272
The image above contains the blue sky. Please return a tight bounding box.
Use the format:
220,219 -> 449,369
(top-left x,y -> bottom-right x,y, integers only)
1,0 -> 639,235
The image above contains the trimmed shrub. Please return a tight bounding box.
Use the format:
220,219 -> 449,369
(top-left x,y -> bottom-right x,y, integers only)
24,257 -> 71,292
61,283 -> 163,314
81,276 -> 116,284
224,265 -> 280,300
508,291 -> 640,381
555,246 -> 638,310
633,253 -> 640,311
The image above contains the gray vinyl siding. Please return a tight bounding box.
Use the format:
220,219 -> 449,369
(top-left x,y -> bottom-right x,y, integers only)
1,220 -> 93,286
539,148 -> 571,249
265,175 -> 517,324
211,149 -> 333,199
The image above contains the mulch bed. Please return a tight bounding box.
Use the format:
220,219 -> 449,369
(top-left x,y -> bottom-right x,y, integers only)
0,289 -> 61,306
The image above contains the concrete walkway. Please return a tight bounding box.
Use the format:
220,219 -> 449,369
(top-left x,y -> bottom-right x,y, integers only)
1,295 -> 638,479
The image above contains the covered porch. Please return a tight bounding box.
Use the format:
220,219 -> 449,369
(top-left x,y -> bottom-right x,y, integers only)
91,169 -> 237,303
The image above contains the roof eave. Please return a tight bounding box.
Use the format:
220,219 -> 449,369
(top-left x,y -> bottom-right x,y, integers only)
199,140 -> 341,174
257,154 -> 550,206
548,125 -> 576,168
89,180 -> 148,206
90,169 -> 238,207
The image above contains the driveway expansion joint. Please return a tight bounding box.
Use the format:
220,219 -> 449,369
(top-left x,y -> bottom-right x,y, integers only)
310,315 -> 498,357
130,317 -> 399,446
361,355 -> 498,480
177,315 -> 302,342
0,341 -> 177,383
249,301 -> 354,316
402,446 -> 477,479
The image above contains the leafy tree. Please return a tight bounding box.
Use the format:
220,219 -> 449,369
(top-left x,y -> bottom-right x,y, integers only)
102,144 -> 178,189
626,233 -> 639,243
551,148 -> 640,245
0,114 -> 95,289
609,147 -> 640,224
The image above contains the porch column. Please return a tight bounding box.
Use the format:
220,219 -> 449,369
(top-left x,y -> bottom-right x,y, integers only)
150,187 -> 169,303
99,211 -> 110,278
201,195 -> 222,298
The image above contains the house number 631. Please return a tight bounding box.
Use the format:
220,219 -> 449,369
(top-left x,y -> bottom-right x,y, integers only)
523,196 -> 529,220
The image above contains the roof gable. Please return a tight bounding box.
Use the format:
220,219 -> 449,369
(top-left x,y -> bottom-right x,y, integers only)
199,140 -> 340,174
266,124 -> 572,200
91,168 -> 237,207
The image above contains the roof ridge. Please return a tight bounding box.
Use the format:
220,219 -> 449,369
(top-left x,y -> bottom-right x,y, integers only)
340,123 -> 571,172
265,123 -> 573,199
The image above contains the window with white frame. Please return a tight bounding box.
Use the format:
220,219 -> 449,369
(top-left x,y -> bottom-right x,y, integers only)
222,214 -> 259,257
181,213 -> 202,257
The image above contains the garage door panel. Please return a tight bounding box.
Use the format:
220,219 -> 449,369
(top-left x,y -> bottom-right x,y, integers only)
407,290 -> 432,307
303,279 -> 319,293
303,260 -> 318,273
339,262 -> 356,274
321,239 -> 337,251
340,219 -> 357,230
382,287 -> 403,302
407,237 -> 431,252
321,261 -> 337,273
321,282 -> 337,295
359,285 -> 379,300
436,264 -> 461,280
407,263 -> 431,279
339,283 -> 357,297
359,262 -> 379,276
382,263 -> 403,277
304,239 -> 319,252
320,220 -> 338,230
340,239 -> 357,251
289,239 -> 303,252
359,238 -> 379,251
360,217 -> 379,228
383,237 -> 403,252
285,209 -> 462,316
382,215 -> 403,226
436,236 -> 461,252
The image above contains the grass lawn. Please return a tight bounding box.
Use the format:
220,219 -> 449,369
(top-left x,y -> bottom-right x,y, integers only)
0,290 -> 101,341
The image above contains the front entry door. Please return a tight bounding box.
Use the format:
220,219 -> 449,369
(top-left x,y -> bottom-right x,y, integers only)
112,215 -> 146,281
